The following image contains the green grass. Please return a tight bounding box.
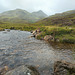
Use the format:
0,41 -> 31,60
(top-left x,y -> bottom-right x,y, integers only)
0,22 -> 75,44
35,26 -> 75,44
0,12 -> 75,44
0,23 -> 39,31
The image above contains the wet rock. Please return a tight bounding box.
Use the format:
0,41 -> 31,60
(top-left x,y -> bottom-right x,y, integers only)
32,29 -> 41,38
54,61 -> 75,75
5,29 -> 10,32
32,30 -> 37,35
44,35 -> 54,41
35,32 -> 42,38
30,31 -> 33,33
30,35 -> 35,38
5,65 -> 40,75
36,29 -> 41,34
0,66 -> 9,75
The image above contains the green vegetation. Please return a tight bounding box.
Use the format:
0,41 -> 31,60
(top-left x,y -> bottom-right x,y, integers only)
35,10 -> 75,27
33,10 -> 75,44
0,9 -> 47,23
35,26 -> 75,44
0,23 -> 38,31
0,9 -> 75,44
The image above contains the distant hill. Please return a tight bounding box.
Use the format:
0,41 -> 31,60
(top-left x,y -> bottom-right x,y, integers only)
36,10 -> 75,26
0,9 -> 47,23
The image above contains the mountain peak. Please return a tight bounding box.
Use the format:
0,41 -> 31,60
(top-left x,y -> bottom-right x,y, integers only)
38,10 -> 43,12
0,9 -> 47,23
32,10 -> 48,17
15,9 -> 27,12
15,9 -> 23,10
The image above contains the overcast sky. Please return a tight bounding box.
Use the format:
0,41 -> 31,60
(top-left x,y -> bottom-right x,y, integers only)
0,0 -> 75,15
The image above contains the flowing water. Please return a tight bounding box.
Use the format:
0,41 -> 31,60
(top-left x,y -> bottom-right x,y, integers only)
0,30 -> 75,75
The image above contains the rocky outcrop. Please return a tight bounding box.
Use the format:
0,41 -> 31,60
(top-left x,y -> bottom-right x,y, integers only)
5,65 -> 40,75
32,29 -> 41,38
32,29 -> 56,41
54,61 -> 75,75
44,35 -> 54,41
35,32 -> 42,38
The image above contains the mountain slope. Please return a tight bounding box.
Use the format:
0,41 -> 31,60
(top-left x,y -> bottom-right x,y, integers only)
0,9 -> 47,23
32,10 -> 47,18
36,10 -> 75,27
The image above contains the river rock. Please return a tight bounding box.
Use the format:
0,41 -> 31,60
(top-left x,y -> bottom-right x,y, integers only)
44,35 -> 54,41
32,29 -> 41,38
0,66 -> 9,75
32,30 -> 37,37
35,32 -> 42,38
54,61 -> 75,75
5,29 -> 10,32
36,29 -> 41,34
5,65 -> 40,75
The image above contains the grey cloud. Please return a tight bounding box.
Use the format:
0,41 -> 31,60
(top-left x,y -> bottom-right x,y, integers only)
0,0 -> 75,15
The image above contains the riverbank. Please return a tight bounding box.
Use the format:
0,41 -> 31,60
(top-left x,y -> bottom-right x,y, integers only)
0,30 -> 75,75
32,26 -> 75,44
0,22 -> 75,44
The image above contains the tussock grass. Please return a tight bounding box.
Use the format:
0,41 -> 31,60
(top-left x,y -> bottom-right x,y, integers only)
0,22 -> 75,44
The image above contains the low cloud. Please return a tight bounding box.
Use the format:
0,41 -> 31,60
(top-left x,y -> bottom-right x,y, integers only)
0,0 -> 75,15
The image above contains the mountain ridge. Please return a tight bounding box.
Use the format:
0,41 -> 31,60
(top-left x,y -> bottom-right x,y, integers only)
36,10 -> 75,26
0,9 -> 48,23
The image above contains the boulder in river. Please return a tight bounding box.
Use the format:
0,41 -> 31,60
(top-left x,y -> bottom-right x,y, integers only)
54,61 -> 75,75
44,35 -> 54,41
5,65 -> 40,75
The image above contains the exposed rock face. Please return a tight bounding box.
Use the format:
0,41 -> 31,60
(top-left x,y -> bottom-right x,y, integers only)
54,61 -> 75,75
5,65 -> 40,75
44,35 -> 54,41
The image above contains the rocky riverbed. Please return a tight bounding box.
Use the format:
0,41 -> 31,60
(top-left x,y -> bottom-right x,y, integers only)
0,30 -> 75,75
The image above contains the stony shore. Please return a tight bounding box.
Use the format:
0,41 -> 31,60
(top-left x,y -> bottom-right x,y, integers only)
31,28 -> 75,44
0,60 -> 75,75
0,29 -> 75,75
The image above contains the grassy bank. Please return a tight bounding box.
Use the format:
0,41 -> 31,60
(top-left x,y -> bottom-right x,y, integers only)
0,23 -> 38,31
0,22 -> 75,44
35,26 -> 75,44
0,9 -> 75,44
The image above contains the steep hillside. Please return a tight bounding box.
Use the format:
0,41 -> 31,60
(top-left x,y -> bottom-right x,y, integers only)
33,10 -> 75,44
0,9 -> 47,23
36,10 -> 75,27
32,10 -> 47,19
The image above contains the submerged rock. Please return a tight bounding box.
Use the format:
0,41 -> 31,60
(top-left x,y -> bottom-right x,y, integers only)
54,61 -> 75,75
5,65 -> 40,75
